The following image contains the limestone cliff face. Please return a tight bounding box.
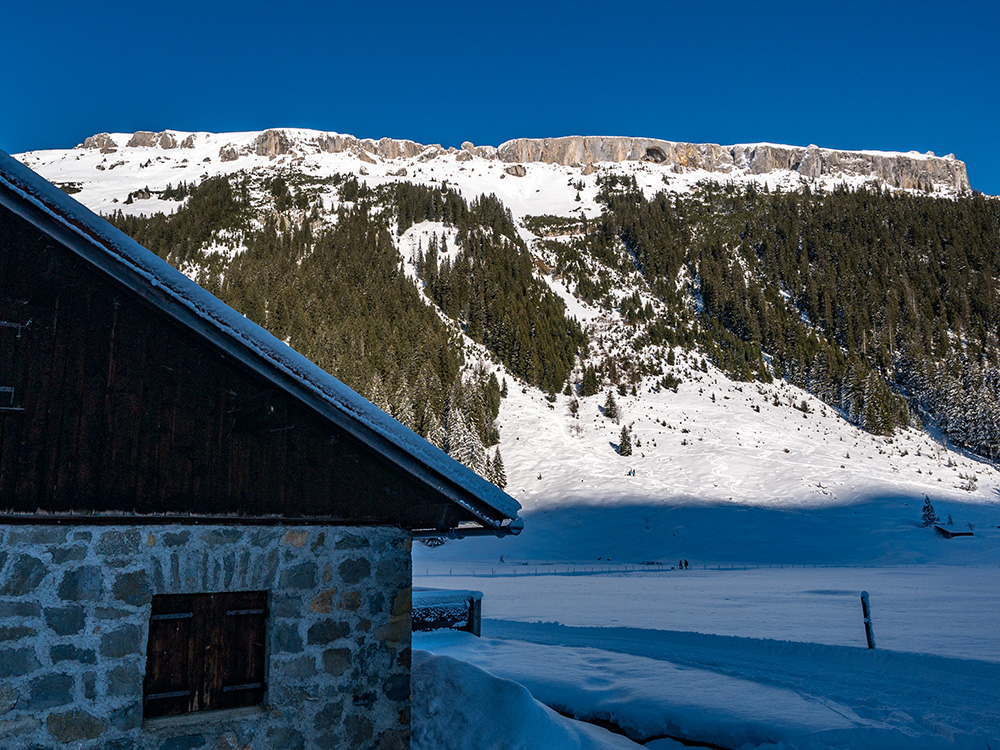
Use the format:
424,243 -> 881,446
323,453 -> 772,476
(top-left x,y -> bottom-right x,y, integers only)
76,129 -> 971,193
253,129 -> 293,157
496,136 -> 970,193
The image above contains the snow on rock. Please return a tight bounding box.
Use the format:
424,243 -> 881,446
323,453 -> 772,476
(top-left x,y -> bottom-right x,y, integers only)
14,127 -> 976,231
411,650 -> 642,750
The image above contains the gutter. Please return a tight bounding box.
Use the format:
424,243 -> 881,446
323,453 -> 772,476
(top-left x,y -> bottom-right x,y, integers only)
412,517 -> 524,539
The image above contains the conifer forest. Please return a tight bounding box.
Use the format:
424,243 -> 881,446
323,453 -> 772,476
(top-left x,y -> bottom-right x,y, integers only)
109,171 -> 1000,477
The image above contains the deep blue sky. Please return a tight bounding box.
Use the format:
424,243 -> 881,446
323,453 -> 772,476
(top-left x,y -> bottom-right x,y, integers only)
4,1 -> 999,193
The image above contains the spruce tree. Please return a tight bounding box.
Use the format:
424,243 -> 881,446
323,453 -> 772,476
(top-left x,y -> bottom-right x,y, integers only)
603,390 -> 619,420
451,416 -> 486,476
618,426 -> 632,456
369,373 -> 391,414
921,496 -> 939,527
492,448 -> 507,490
424,410 -> 446,450
581,366 -> 600,397
394,389 -> 415,431
442,380 -> 465,453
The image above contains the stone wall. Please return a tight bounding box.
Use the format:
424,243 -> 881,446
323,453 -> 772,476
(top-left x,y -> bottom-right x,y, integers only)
0,523 -> 411,749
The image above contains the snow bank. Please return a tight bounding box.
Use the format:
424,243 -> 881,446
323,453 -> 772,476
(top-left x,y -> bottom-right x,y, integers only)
418,625 -> 1000,750
412,650 -> 641,750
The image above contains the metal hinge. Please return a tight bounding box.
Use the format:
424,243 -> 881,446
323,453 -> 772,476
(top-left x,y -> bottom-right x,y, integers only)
146,689 -> 193,701
222,682 -> 265,693
150,612 -> 194,621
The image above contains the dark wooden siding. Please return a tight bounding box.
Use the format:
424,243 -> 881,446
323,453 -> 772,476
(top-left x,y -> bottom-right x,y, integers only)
0,205 -> 469,527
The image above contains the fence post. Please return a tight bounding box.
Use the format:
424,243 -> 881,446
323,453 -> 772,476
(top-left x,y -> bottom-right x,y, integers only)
861,591 -> 876,649
468,596 -> 482,638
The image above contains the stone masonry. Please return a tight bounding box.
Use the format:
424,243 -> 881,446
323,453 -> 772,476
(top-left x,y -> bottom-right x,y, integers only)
0,524 -> 412,749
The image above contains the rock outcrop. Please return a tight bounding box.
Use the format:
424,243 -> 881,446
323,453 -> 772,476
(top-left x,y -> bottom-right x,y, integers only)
253,129 -> 293,158
126,131 -> 178,149
219,145 -> 240,162
495,136 -> 970,193
81,133 -> 118,154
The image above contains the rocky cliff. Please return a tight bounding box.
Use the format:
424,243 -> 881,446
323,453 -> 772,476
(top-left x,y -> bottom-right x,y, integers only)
77,129 -> 971,194
495,136 -> 971,193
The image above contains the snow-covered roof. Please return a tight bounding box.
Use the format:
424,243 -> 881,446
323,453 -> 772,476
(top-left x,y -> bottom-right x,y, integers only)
0,149 -> 521,530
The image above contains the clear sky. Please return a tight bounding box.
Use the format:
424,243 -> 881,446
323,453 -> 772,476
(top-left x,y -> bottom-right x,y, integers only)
4,0 -> 999,193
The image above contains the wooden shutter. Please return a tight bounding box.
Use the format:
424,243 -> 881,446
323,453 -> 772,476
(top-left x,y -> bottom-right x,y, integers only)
212,590 -> 268,710
143,593 -> 205,718
0,309 -> 25,412
143,590 -> 268,718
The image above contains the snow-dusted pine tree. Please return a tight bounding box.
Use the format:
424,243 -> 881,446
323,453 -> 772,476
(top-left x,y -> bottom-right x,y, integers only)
492,448 -> 507,490
368,372 -> 391,414
921,496 -> 939,527
423,409 -> 446,450
449,414 -> 486,476
392,376 -> 415,430
442,380 -> 465,454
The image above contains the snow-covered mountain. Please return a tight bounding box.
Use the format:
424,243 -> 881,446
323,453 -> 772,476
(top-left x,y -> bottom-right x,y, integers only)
12,129 -> 1000,566
14,127 -> 973,221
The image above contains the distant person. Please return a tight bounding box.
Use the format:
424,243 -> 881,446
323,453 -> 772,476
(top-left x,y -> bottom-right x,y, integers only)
684,559 -> 689,570
678,559 -> 683,570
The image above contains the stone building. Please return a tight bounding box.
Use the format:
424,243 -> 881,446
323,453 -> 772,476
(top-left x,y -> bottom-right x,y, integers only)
0,151 -> 521,748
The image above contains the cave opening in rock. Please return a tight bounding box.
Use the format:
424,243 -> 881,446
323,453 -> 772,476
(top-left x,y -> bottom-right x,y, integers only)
643,147 -> 667,164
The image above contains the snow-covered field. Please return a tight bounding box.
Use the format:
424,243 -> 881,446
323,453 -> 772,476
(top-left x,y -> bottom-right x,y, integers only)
413,567 -> 1000,749
419,360 -> 1000,569
416,567 -> 1000,660
410,341 -> 1000,747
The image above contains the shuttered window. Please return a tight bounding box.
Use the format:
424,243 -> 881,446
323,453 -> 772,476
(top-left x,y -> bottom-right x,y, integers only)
143,590 -> 268,718
0,318 -> 24,411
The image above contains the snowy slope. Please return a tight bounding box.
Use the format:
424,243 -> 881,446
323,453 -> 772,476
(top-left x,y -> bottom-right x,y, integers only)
439,358 -> 1000,565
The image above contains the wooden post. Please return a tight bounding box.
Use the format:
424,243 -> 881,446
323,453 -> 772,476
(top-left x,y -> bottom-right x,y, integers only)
468,596 -> 482,638
861,591 -> 876,649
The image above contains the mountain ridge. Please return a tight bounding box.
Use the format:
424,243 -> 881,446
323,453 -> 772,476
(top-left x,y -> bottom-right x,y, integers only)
59,128 -> 973,196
